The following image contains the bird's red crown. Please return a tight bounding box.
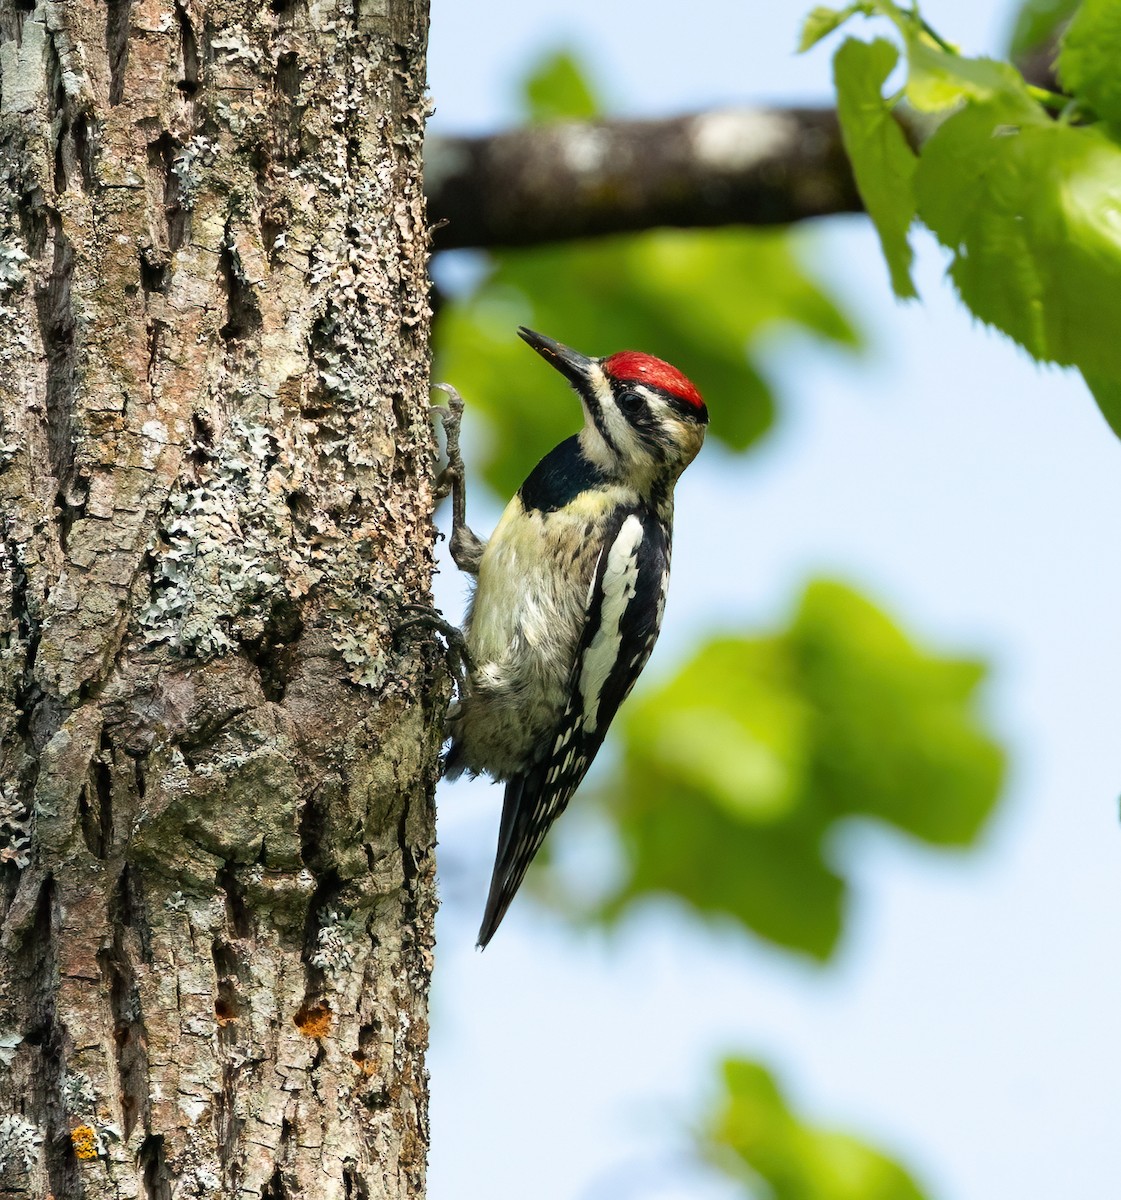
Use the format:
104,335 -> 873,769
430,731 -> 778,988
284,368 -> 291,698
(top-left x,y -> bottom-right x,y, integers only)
603,351 -> 705,411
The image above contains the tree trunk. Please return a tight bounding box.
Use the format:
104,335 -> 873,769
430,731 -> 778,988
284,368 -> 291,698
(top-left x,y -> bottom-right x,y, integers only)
0,0 -> 438,1195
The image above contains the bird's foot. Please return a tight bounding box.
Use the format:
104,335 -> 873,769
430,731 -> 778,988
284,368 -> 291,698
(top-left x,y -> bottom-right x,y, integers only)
431,385 -> 486,574
432,384 -> 465,503
396,603 -> 474,699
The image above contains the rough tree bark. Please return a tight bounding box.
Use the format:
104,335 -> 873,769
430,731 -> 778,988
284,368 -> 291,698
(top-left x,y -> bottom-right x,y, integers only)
0,0 -> 439,1196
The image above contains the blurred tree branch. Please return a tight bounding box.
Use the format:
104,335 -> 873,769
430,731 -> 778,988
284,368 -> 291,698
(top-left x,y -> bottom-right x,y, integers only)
426,107 -> 862,250
425,23 -> 1069,256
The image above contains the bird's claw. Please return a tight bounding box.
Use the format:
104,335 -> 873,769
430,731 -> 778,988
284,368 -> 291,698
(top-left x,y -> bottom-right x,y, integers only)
396,603 -> 473,699
429,383 -> 485,574
432,383 -> 465,501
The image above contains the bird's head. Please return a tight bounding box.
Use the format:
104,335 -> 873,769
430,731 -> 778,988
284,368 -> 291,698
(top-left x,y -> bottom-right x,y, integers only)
518,326 -> 708,492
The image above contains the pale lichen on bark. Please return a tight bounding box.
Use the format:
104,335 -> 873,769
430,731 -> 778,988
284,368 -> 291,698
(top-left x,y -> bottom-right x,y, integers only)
0,0 -> 438,1196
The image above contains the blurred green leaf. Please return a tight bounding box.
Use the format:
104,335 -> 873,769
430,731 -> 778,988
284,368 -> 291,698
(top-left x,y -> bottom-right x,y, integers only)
798,4 -> 869,53
832,38 -> 919,297
705,1057 -> 930,1200
522,47 -> 603,123
588,580 -> 1003,959
1058,0 -> 1121,125
435,230 -> 859,499
1008,0 -> 1079,59
915,94 -> 1121,380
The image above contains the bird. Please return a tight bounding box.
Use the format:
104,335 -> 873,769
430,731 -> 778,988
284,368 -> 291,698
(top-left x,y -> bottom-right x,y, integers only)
439,326 -> 708,947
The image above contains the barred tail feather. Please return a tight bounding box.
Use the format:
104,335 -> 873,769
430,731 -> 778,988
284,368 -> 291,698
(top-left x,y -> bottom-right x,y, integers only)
477,769 -> 571,948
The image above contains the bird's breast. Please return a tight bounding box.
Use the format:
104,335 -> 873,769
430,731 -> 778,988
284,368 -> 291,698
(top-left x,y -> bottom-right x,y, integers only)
468,492 -> 618,667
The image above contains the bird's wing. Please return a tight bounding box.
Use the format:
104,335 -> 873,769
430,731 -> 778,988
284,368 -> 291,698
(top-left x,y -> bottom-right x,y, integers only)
477,508 -> 670,947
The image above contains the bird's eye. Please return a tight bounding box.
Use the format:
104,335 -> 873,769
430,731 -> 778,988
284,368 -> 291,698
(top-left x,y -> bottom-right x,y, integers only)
618,390 -> 645,416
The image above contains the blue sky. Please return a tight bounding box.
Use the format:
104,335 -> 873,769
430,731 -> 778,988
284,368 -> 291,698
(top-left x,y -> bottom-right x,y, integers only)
425,3 -> 1121,1198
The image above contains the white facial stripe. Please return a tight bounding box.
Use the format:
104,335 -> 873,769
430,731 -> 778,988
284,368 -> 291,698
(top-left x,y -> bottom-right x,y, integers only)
579,513 -> 644,732
601,403 -> 634,453
600,376 -> 658,468
588,362 -> 614,410
656,408 -> 681,448
576,362 -> 619,468
582,366 -> 699,482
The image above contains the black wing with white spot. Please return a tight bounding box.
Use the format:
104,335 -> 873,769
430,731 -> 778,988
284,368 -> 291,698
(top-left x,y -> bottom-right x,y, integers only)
477,508 -> 670,947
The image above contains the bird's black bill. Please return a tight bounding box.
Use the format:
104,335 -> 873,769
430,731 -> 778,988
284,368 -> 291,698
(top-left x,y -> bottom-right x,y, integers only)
517,326 -> 594,388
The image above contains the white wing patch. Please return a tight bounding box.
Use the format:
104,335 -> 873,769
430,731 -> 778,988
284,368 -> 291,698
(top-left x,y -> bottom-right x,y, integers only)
578,513 -> 644,733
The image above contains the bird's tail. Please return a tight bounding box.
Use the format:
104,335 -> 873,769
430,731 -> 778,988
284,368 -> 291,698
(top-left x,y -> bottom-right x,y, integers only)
477,769 -> 558,948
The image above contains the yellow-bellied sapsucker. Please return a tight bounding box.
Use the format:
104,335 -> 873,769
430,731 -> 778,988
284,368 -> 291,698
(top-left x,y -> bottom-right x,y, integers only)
441,327 -> 708,947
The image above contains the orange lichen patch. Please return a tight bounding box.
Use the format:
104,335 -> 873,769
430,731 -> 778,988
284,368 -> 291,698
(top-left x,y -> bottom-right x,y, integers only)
351,1050 -> 378,1077
71,1125 -> 98,1161
293,1001 -> 332,1039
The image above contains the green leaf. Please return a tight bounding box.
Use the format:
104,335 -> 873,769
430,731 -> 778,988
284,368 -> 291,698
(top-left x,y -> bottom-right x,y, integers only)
1058,0 -> 1121,124
833,38 -> 919,297
521,47 -> 602,123
434,230 -> 859,499
828,1 -> 1035,112
915,95 -> 1121,379
798,5 -> 862,53
705,1058 -> 931,1200
903,36 -> 1033,113
1082,372 -> 1121,441
1008,0 -> 1080,60
588,581 -> 1004,959
793,581 -> 1002,845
